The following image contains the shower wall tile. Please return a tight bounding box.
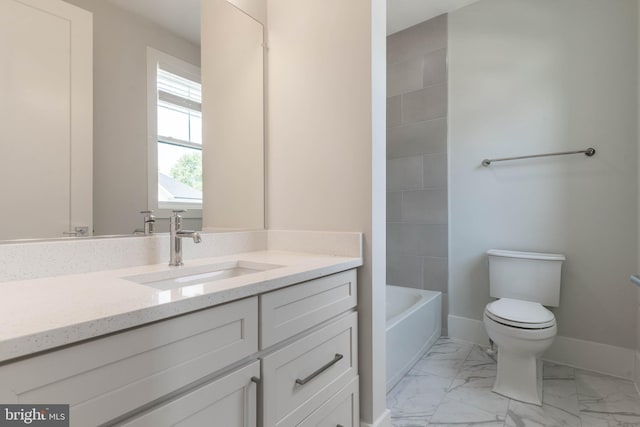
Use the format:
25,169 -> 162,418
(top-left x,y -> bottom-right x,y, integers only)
402,189 -> 448,224
388,57 -> 423,97
387,14 -> 448,329
424,154 -> 448,188
387,14 -> 447,65
441,292 -> 449,335
423,48 -> 447,87
402,83 -> 447,124
387,156 -> 424,191
387,223 -> 448,258
388,95 -> 402,127
387,191 -> 403,222
387,118 -> 447,158
387,253 -> 423,288
424,257 -> 448,293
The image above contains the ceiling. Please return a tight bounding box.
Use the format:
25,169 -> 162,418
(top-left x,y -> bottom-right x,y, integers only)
387,0 -> 481,34
107,0 -> 201,45
106,0 -> 479,45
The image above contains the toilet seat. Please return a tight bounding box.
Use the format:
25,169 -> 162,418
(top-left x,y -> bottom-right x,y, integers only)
485,298 -> 555,329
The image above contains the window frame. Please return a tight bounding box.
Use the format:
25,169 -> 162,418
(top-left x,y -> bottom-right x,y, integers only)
146,47 -> 202,218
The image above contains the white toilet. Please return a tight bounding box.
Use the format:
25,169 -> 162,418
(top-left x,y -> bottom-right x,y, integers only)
483,249 -> 565,406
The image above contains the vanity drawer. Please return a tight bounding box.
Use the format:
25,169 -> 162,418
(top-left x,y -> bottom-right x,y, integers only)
262,312 -> 358,427
118,360 -> 260,427
0,297 -> 258,427
297,376 -> 359,427
260,269 -> 357,348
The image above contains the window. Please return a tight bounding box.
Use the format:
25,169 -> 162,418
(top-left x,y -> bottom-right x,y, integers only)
147,48 -> 202,214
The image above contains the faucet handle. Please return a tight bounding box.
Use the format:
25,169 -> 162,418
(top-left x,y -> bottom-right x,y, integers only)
140,210 -> 154,214
172,209 -> 186,215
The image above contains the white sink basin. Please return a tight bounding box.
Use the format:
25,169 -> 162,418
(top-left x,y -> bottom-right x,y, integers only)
125,261 -> 283,291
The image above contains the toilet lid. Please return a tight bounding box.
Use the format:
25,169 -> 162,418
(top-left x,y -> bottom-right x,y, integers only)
486,298 -> 555,329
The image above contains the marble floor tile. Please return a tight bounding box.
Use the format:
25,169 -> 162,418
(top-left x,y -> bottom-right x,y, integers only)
409,357 -> 466,380
390,418 -> 429,427
576,370 -> 640,425
428,423 -> 505,427
445,378 -> 510,418
465,344 -> 498,363
579,412 -> 640,426
543,378 -> 580,417
544,361 -> 576,380
443,345 -> 510,417
429,396 -> 506,426
409,338 -> 474,379
505,399 -> 581,427
503,377 -> 581,426
387,337 -> 640,427
422,337 -> 475,361
387,373 -> 452,421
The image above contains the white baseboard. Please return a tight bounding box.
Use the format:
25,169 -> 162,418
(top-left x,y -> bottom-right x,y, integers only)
544,335 -> 635,379
361,409 -> 391,427
447,315 -> 635,379
448,315 -> 490,346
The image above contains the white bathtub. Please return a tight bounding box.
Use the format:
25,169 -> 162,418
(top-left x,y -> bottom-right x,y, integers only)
386,285 -> 442,392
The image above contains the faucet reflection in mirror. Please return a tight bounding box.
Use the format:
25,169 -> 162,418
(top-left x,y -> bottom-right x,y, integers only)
133,211 -> 156,235
169,210 -> 202,267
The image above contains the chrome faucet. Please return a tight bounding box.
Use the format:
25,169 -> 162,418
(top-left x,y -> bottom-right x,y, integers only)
133,210 -> 156,235
169,210 -> 202,266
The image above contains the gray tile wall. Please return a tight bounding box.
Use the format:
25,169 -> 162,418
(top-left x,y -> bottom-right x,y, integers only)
386,15 -> 449,332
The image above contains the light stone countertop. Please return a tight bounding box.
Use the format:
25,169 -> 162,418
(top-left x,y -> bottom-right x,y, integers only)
0,250 -> 362,363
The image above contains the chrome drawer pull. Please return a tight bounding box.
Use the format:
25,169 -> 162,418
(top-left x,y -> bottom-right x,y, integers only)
295,353 -> 344,386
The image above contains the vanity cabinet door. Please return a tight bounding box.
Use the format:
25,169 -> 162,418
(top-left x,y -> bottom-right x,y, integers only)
297,377 -> 359,427
119,360 -> 260,427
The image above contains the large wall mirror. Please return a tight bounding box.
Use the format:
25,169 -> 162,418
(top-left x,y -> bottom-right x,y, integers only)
0,0 -> 265,241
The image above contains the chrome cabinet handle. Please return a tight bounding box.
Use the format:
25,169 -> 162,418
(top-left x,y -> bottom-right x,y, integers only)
631,275 -> 640,287
246,376 -> 259,427
295,353 -> 343,386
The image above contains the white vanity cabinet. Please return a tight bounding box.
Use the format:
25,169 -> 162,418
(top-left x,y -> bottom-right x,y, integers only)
0,297 -> 259,426
0,269 -> 358,427
262,313 -> 357,427
119,360 -> 260,427
297,377 -> 359,427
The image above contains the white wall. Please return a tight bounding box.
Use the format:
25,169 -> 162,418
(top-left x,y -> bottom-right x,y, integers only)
202,0 -> 264,230
266,0 -> 389,424
449,0 -> 638,349
65,0 -> 200,235
227,0 -> 266,25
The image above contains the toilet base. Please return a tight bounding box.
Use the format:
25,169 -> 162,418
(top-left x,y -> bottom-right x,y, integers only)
492,349 -> 543,406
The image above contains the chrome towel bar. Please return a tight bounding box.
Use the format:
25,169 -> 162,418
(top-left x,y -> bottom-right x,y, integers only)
630,275 -> 640,287
481,147 -> 596,167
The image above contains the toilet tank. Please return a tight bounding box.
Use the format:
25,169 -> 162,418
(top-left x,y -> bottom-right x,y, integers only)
487,249 -> 565,307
